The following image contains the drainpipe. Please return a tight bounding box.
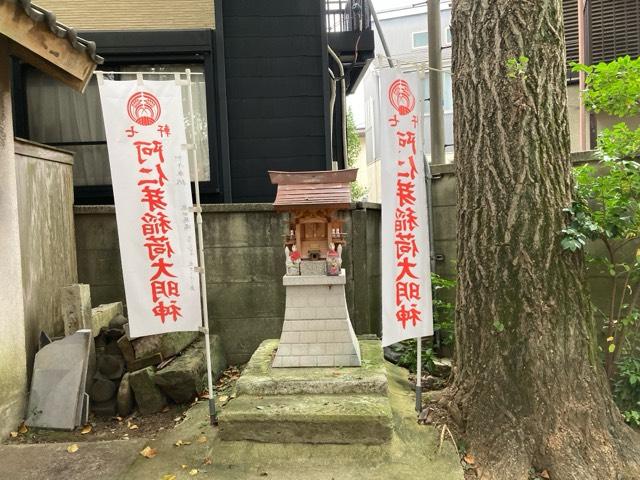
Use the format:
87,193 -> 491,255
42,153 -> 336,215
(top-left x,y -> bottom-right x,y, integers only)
578,0 -> 588,151
428,0 -> 445,165
369,1 -> 394,68
328,46 -> 348,170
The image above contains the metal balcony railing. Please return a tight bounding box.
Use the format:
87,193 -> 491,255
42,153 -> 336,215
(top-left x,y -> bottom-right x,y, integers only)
326,0 -> 372,32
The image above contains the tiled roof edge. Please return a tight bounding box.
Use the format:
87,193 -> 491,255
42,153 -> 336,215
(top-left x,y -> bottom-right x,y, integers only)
11,0 -> 104,64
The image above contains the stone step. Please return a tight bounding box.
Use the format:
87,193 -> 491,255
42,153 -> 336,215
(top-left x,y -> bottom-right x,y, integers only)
218,393 -> 393,445
237,339 -> 388,396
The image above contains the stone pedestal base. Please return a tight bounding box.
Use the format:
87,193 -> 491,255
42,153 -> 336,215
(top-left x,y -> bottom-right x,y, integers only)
218,339 -> 392,444
273,270 -> 361,368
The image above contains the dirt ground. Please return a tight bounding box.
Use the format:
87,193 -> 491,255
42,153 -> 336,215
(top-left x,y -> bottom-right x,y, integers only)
3,365 -> 242,446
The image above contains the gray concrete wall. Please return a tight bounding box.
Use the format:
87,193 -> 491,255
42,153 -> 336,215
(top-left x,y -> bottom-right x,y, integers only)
74,203 -> 381,364
15,139 -> 78,376
0,40 -> 28,439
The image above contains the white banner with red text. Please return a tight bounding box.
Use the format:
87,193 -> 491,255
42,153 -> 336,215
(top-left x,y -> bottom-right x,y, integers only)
380,69 -> 433,347
98,79 -> 201,338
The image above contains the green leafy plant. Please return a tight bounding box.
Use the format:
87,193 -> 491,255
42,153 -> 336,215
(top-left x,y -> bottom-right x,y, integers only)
506,55 -> 529,79
346,108 -> 368,201
396,273 -> 455,373
572,56 -> 640,117
565,56 -> 640,426
615,353 -> 640,427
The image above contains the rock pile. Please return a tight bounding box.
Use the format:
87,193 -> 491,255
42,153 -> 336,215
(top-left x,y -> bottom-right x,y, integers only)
91,307 -> 227,417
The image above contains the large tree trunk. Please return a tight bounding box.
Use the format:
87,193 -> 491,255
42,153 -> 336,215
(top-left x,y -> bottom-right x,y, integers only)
448,1 -> 640,478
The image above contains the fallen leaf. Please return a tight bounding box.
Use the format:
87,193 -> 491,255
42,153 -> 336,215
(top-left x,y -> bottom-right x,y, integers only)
161,475 -> 176,480
67,444 -> 79,454
128,424 -> 139,430
80,425 -> 92,435
256,406 -> 264,410
173,417 -> 183,422
139,446 -> 157,459
9,431 -> 18,438
540,470 -> 550,479
463,453 -> 475,465
218,395 -> 229,403
174,440 -> 192,447
161,406 -> 170,413
18,423 -> 28,434
115,416 -> 123,422
197,435 -> 207,444
203,457 -> 212,465
189,469 -> 199,476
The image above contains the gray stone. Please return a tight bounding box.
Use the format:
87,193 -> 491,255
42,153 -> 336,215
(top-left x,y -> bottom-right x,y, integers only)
117,373 -> 134,417
26,330 -> 92,430
129,367 -> 166,415
299,260 -> 327,276
92,398 -> 117,417
61,284 -> 92,336
90,302 -> 124,337
91,376 -> 117,403
432,358 -> 452,378
154,335 -> 227,403
132,331 -> 198,361
109,314 -> 128,329
97,354 -> 125,380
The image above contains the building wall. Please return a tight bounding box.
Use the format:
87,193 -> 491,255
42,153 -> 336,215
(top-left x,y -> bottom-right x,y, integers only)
34,0 -> 214,30
74,203 -> 381,364
15,139 -> 78,377
222,0 -> 329,202
0,39 -> 28,439
567,84 -> 640,152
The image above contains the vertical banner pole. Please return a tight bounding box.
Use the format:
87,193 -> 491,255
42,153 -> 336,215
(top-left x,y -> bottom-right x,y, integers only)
185,68 -> 217,425
416,336 -> 422,412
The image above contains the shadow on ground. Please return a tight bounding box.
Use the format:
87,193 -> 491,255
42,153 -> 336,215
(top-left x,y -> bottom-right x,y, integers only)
0,363 -> 463,480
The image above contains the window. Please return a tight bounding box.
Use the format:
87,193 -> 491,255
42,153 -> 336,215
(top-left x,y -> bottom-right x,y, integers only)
26,65 -> 210,187
412,31 -> 428,49
423,72 -> 453,112
13,29 -> 220,204
445,26 -> 452,45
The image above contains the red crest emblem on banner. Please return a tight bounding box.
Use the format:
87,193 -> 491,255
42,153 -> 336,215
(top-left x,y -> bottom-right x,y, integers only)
127,91 -> 162,126
388,79 -> 416,116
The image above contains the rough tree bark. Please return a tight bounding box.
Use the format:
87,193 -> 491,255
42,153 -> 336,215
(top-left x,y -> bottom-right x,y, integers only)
448,1 -> 640,478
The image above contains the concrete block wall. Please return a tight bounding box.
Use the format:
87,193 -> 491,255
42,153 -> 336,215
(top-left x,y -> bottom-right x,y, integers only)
74,203 -> 381,364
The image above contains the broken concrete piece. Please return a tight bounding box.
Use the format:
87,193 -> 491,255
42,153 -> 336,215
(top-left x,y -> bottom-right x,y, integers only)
109,314 -> 128,329
26,330 -> 92,430
129,367 -> 167,415
132,331 -> 198,360
61,284 -> 92,336
90,302 -> 123,337
154,335 -> 227,403
117,373 -> 134,417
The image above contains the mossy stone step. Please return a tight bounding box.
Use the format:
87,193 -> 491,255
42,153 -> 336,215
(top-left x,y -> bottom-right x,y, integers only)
237,339 -> 388,396
218,393 -> 393,444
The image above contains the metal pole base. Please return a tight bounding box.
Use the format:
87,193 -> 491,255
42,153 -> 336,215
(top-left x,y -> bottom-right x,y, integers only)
415,385 -> 422,413
209,398 -> 218,426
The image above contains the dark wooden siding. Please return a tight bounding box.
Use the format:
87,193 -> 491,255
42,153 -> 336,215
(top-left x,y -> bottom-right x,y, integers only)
564,0 -> 640,71
222,0 -> 329,202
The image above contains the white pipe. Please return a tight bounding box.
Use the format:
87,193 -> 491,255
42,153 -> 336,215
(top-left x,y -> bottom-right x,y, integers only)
328,46 -> 348,169
186,68 -> 217,425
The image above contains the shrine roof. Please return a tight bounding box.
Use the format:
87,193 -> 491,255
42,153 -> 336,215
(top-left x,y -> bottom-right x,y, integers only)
7,0 -> 104,64
269,169 -> 358,209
